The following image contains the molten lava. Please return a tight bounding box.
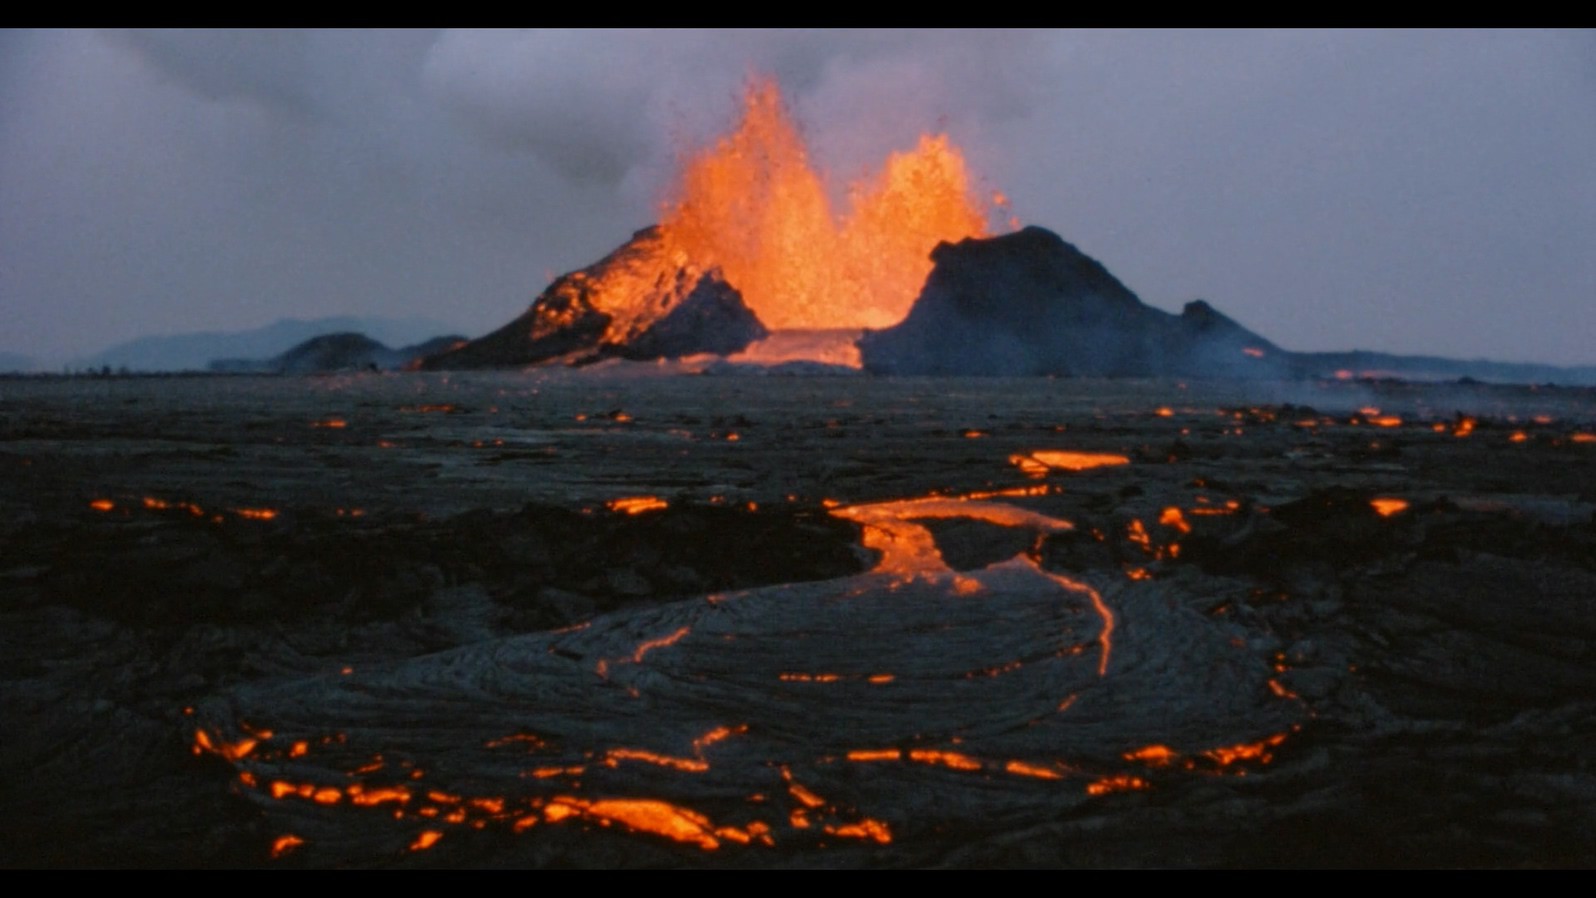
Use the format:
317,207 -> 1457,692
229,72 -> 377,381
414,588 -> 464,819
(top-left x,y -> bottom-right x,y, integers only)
661,78 -> 993,329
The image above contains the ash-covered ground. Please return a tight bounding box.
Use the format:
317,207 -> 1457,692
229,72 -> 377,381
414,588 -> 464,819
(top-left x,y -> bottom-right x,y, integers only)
3,370 -> 1595,868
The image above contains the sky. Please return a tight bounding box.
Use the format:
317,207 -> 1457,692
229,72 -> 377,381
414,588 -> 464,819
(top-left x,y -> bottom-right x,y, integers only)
3,28 -> 1593,367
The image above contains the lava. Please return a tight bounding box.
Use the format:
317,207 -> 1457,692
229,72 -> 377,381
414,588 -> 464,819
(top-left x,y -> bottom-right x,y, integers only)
1371,498 -> 1409,517
1011,451 -> 1131,477
1085,775 -> 1149,796
660,77 -> 993,329
270,834 -> 304,859
607,495 -> 669,515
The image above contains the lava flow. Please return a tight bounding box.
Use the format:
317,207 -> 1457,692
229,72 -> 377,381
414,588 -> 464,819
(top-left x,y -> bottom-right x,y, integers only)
660,78 -> 995,330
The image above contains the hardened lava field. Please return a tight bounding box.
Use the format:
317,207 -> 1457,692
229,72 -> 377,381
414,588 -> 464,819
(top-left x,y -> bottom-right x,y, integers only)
3,371 -> 1595,867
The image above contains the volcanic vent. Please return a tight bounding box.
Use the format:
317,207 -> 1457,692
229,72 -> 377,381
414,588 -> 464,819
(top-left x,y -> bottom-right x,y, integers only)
424,78 -> 998,369
421,226 -> 765,370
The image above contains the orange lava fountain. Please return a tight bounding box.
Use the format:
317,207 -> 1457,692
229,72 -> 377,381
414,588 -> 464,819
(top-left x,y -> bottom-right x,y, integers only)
660,78 -> 994,329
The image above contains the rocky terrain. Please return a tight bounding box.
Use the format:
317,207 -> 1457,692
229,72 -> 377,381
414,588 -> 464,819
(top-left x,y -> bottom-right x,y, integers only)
2,370 -> 1594,867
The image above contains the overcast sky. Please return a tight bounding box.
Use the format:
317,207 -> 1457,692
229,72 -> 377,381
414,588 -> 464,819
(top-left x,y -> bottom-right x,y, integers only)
3,29 -> 1593,366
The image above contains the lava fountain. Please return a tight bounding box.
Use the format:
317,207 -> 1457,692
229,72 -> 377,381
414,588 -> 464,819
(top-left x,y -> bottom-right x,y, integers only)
660,78 -> 998,330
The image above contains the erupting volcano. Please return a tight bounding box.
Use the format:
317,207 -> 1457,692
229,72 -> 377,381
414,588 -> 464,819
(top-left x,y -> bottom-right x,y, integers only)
422,76 -> 1596,381
660,78 -> 994,330
424,77 -> 1000,370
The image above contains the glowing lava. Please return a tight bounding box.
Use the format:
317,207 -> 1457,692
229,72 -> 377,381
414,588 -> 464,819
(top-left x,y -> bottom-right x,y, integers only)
661,78 -> 993,329
1011,451 -> 1131,477
1371,498 -> 1409,518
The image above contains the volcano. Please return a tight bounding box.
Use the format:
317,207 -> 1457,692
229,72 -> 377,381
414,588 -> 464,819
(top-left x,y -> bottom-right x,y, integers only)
421,226 -> 766,370
421,76 -> 1596,386
422,77 -> 992,372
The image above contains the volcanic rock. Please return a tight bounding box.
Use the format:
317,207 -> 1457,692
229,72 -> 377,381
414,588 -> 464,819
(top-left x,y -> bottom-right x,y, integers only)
422,227 -> 767,369
858,226 -> 1284,377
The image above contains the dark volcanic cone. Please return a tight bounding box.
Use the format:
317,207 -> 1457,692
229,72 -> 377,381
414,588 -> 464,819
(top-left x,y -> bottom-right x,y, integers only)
423,227 -> 767,370
857,226 -> 1284,378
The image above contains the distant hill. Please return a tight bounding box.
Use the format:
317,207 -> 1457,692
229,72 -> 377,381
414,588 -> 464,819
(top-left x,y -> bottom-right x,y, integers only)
857,227 -> 1596,386
210,332 -> 467,374
859,227 -> 1289,378
75,316 -> 463,372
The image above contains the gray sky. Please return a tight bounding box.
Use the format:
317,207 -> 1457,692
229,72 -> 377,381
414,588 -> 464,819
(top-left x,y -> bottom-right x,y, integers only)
3,29 -> 1593,366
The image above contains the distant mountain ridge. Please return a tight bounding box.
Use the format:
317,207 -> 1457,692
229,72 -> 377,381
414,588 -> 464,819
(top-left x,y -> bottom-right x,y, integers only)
75,316 -> 462,372
210,332 -> 467,374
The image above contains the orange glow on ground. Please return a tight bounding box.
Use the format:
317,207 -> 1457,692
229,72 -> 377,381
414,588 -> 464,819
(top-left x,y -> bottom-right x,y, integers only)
824,819 -> 893,844
143,496 -> 205,516
660,77 -> 992,330
1124,745 -> 1178,766
1004,761 -> 1064,780
193,729 -> 258,761
786,781 -> 826,810
691,724 -> 746,754
349,786 -> 410,807
630,626 -> 690,663
603,748 -> 709,773
779,672 -> 842,683
1371,498 -> 1409,517
1158,507 -> 1191,534
607,495 -> 669,515
1011,451 -> 1131,477
831,496 -> 1073,583
846,749 -> 902,762
1030,565 -> 1115,676
529,765 -> 586,779
270,834 -> 304,859
1126,519 -> 1152,554
89,499 -> 114,512
408,830 -> 443,851
234,508 -> 278,521
907,749 -> 983,772
1203,733 -> 1289,766
1085,775 -> 1149,796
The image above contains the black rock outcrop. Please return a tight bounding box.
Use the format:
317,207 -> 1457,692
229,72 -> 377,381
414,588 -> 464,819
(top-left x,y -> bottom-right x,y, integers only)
857,226 -> 1285,377
422,227 -> 767,370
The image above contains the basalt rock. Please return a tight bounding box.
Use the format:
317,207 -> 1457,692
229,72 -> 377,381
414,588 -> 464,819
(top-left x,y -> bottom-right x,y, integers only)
422,227 -> 768,369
